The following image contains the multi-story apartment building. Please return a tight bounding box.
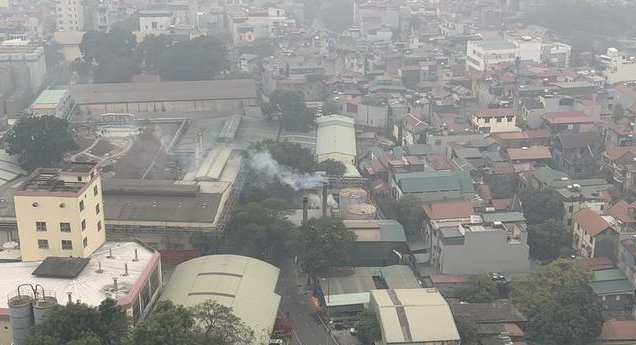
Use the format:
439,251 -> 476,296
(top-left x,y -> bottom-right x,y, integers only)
55,0 -> 85,32
14,162 -> 105,261
471,108 -> 520,134
466,39 -> 518,72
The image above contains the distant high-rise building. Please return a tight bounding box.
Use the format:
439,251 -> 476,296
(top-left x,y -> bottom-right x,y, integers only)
55,0 -> 85,32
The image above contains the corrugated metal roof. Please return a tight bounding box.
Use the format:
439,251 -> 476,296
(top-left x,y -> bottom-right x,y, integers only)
33,89 -> 68,105
315,115 -> 356,158
482,212 -> 525,223
159,255 -> 281,338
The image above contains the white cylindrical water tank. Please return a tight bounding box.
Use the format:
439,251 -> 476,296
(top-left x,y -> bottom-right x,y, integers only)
339,188 -> 367,218
346,203 -> 377,220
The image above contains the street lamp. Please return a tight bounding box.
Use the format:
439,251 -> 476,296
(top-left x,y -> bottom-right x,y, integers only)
321,277 -> 331,345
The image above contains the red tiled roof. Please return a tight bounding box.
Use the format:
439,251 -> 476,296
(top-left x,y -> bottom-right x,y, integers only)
579,257 -> 614,271
422,201 -> 474,220
601,320 -> 636,341
492,162 -> 514,174
474,108 -> 515,118
492,199 -> 511,210
609,200 -> 636,223
503,324 -> 524,337
603,146 -> 636,161
616,84 -> 636,100
430,275 -> 468,284
492,129 -> 551,141
506,146 -> 552,161
627,103 -> 636,115
572,208 -> 613,237
542,111 -> 594,125
426,154 -> 458,171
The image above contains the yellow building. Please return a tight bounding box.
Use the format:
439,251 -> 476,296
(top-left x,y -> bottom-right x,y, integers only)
14,162 -> 105,262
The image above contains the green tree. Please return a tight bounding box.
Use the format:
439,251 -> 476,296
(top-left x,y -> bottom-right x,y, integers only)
5,115 -> 78,170
527,219 -> 569,262
190,301 -> 255,345
189,232 -> 221,254
26,299 -> 128,345
139,34 -> 172,69
510,259 -> 592,316
94,56 -> 140,83
78,28 -> 139,83
226,199 -> 294,259
453,315 -> 479,345
396,195 -> 423,235
520,188 -> 565,225
526,284 -> 603,345
322,101 -> 341,115
315,159 -> 346,176
456,275 -> 499,303
157,36 -> 229,81
293,217 -> 357,279
264,90 -> 315,130
613,103 -> 625,121
376,194 -> 398,218
239,37 -> 277,57
356,311 -> 381,345
132,301 -> 195,345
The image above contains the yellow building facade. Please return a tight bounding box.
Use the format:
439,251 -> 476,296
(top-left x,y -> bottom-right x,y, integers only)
14,162 -> 106,262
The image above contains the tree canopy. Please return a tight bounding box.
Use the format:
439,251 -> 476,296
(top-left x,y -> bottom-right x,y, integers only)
396,195 -> 423,236
356,311 -> 381,345
263,90 -> 315,131
527,219 -> 570,262
292,217 -> 356,278
5,115 -> 78,170
315,159 -> 346,176
510,259 -> 593,316
520,188 -> 565,225
132,300 -> 255,345
456,275 -> 499,303
157,36 -> 229,81
453,315 -> 479,345
226,198 -> 294,259
26,299 -> 128,345
78,29 -> 139,83
139,34 -> 172,69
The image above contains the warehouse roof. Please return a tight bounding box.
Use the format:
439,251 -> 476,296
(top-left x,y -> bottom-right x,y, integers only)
589,268 -> 634,296
482,212 -> 525,223
315,115 -> 356,159
380,265 -> 420,289
160,255 -> 280,337
372,289 -> 460,344
396,171 -> 473,194
32,89 -> 67,107
343,219 -> 406,242
65,79 -> 257,104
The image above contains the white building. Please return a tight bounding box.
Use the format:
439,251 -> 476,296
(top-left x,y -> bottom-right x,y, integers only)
228,8 -> 293,46
315,115 -> 357,164
512,36 -> 542,63
542,42 -> 572,68
471,108 -> 520,134
0,0 -> 9,9
600,48 -> 636,85
466,39 -> 518,72
55,0 -> 85,32
138,10 -> 172,36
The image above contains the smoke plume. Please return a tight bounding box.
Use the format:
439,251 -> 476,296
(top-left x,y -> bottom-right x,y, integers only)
248,150 -> 325,191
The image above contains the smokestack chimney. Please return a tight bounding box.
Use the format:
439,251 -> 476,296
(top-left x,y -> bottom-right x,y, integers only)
96,261 -> 103,273
112,277 -> 118,290
123,263 -> 129,276
133,249 -> 139,262
322,182 -> 328,218
67,292 -> 72,304
107,248 -> 113,259
302,196 -> 309,224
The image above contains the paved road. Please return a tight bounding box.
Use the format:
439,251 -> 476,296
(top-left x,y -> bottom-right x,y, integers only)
275,257 -> 336,345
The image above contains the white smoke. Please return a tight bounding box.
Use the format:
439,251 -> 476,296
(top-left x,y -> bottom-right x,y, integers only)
327,194 -> 339,209
248,150 -> 325,191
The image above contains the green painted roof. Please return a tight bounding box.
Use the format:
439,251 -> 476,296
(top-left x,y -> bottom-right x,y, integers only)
33,89 -> 67,105
482,212 -> 526,223
404,144 -> 434,156
589,280 -> 634,296
479,40 -> 517,50
370,146 -> 387,159
594,268 -> 628,282
531,167 -> 571,188
396,171 -> 474,194
441,227 -> 464,238
325,292 -> 370,307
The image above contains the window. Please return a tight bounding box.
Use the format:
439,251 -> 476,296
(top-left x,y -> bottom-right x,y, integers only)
569,206 -> 574,212
95,204 -> 100,215
36,222 -> 47,232
79,200 -> 85,211
93,185 -> 98,196
496,117 -> 502,123
600,204 -> 605,210
62,240 -> 73,250
81,219 -> 86,231
567,219 -> 572,225
38,239 -> 49,249
60,222 -> 71,232
83,237 -> 88,248
77,176 -> 82,182
97,220 -> 102,231
616,295 -> 621,301
484,117 -> 491,123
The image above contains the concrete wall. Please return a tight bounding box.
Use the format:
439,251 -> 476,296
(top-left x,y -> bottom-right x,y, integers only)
0,318 -> 11,345
438,230 -> 529,275
357,103 -> 389,128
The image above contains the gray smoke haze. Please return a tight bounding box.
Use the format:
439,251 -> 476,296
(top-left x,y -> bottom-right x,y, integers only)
248,150 -> 325,191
